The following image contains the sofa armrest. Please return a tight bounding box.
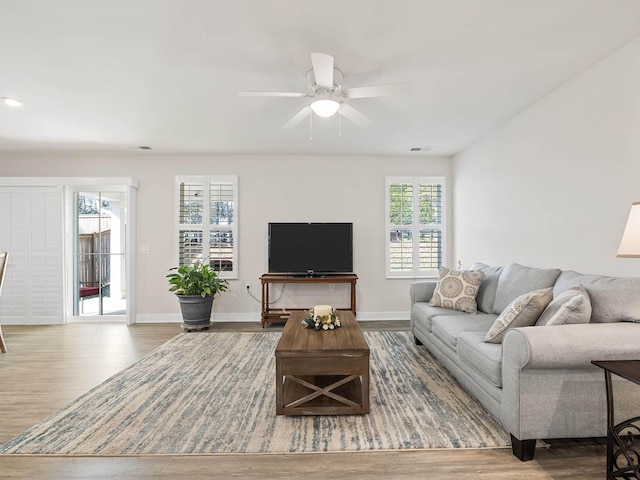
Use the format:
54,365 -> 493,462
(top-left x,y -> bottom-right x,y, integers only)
500,322 -> 640,441
503,322 -> 640,370
409,280 -> 438,305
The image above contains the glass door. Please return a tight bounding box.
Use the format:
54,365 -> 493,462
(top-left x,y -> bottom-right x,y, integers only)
73,191 -> 127,318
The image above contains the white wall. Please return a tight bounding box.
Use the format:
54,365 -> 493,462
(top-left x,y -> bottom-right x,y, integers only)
0,154 -> 451,322
453,37 -> 640,277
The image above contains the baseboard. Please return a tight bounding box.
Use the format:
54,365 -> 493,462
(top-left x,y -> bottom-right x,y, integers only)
1,317 -> 64,326
358,311 -> 410,321
136,311 -> 410,324
1,311 -> 411,325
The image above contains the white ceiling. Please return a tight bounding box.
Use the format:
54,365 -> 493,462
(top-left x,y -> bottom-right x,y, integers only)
2,0 -> 640,157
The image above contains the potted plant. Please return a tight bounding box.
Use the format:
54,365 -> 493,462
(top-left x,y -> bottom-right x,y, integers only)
167,262 -> 229,331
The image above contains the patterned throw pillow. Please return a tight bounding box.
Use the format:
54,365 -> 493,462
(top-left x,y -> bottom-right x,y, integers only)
429,267 -> 485,314
536,285 -> 592,326
484,288 -> 553,344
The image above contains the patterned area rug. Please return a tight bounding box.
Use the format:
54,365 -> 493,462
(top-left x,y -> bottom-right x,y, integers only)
0,331 -> 510,455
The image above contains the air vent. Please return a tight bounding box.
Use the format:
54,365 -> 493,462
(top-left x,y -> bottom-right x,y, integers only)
138,145 -> 152,150
410,146 -> 435,152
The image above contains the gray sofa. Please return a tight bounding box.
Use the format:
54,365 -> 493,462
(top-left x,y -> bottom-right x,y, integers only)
410,262 -> 640,461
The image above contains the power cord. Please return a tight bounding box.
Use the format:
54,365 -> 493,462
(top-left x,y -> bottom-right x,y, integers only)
245,283 -> 286,305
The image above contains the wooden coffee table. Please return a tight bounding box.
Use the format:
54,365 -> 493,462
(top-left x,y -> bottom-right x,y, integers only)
275,310 -> 370,415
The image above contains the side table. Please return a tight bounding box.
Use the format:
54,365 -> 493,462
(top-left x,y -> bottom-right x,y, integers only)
592,360 -> 640,480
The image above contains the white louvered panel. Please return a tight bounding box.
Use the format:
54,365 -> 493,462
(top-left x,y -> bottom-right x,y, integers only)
0,189 -> 27,319
2,189 -> 28,253
0,190 -> 12,248
179,182 -> 203,225
6,254 -> 27,317
28,189 -> 63,321
12,190 -> 28,253
29,253 -> 63,320
0,251 -> 27,319
0,187 -> 63,324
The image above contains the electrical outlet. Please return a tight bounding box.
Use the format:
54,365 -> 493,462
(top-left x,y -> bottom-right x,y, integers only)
245,282 -> 251,292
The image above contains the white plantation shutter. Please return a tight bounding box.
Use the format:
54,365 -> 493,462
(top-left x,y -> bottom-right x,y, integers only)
385,177 -> 446,278
177,176 -> 237,278
208,180 -> 235,273
178,180 -> 205,266
0,187 -> 64,324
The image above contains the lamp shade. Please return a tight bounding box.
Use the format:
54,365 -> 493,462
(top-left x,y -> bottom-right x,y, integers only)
617,202 -> 640,258
310,99 -> 340,118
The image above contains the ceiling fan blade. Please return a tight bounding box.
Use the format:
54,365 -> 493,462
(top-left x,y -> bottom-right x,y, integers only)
282,106 -> 311,129
238,91 -> 306,97
311,52 -> 334,88
344,83 -> 411,99
339,104 -> 372,128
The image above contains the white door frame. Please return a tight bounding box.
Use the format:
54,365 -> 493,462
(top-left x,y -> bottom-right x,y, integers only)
64,179 -> 138,325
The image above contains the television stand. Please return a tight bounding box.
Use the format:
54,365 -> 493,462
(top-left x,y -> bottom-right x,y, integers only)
260,273 -> 358,327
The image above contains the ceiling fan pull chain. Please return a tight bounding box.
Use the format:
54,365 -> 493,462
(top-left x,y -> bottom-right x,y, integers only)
338,104 -> 342,137
309,108 -> 313,141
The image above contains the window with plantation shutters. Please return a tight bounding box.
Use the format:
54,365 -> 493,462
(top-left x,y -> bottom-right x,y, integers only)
177,176 -> 237,278
385,177 -> 445,277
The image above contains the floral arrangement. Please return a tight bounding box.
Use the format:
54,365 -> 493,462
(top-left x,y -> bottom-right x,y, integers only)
301,305 -> 341,331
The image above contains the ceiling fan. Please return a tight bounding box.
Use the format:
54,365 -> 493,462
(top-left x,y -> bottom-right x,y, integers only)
238,52 -> 410,129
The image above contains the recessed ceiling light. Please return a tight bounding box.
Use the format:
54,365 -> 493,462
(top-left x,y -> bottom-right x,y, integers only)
1,97 -> 23,107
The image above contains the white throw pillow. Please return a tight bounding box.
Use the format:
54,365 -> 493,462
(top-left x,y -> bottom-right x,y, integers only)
484,288 -> 553,344
429,267 -> 484,314
536,285 -> 592,326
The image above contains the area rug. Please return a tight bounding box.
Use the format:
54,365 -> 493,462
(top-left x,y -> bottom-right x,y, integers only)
0,331 -> 510,455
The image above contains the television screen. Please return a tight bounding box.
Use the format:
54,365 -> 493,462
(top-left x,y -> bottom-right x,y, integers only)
268,222 -> 353,275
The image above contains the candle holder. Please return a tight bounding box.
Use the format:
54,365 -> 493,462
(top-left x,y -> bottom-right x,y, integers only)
301,305 -> 341,331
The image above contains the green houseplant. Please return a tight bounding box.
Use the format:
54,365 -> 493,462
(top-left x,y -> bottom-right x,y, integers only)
167,262 -> 229,330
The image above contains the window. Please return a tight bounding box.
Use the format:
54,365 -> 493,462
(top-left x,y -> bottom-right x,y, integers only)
385,176 -> 445,277
177,176 -> 238,279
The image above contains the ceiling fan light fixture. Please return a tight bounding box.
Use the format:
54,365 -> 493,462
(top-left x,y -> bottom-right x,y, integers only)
310,99 -> 340,118
1,96 -> 23,107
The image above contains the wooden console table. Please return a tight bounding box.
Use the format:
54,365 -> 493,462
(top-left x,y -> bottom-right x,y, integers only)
592,360 -> 640,480
260,273 -> 357,327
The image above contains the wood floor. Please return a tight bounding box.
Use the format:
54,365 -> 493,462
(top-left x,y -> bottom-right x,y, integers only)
0,322 -> 606,479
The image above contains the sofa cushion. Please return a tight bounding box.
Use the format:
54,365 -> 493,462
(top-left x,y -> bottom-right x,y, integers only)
429,267 -> 484,313
485,288 -> 553,343
492,263 -> 561,314
431,314 -> 498,351
411,302 -> 466,332
536,284 -> 592,326
554,270 -> 640,323
458,331 -> 503,388
471,263 -> 504,314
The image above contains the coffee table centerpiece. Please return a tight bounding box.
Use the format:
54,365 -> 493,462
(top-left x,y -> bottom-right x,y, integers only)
301,304 -> 341,330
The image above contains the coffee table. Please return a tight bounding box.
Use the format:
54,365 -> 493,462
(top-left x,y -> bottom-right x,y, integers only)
275,310 -> 370,415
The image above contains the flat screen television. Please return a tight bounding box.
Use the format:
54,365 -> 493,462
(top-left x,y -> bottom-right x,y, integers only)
268,222 -> 353,276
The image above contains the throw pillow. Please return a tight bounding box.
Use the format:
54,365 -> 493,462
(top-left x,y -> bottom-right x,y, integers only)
429,267 -> 485,314
484,288 -> 553,344
536,285 -> 592,326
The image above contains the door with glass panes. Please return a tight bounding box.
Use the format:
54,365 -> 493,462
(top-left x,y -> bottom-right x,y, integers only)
73,191 -> 127,317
